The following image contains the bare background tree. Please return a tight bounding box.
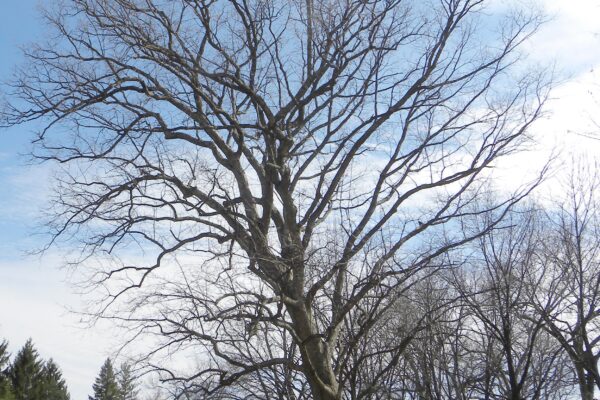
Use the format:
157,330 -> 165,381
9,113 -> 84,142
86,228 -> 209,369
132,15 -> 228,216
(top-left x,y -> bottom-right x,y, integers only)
529,163 -> 600,400
366,207 -> 575,400
1,0 -> 550,398
455,207 -> 574,400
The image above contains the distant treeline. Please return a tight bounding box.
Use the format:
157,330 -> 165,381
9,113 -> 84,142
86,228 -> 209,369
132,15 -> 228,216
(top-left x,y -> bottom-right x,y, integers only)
0,339 -> 138,400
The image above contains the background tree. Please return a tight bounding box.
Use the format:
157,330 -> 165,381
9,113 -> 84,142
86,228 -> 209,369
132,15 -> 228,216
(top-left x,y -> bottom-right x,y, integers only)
457,207 -> 573,400
118,363 -> 138,400
9,339 -> 42,400
384,275 -> 478,400
530,164 -> 600,400
38,359 -> 70,400
0,340 -> 14,400
89,359 -> 120,400
351,207 -> 576,400
1,0 -> 550,398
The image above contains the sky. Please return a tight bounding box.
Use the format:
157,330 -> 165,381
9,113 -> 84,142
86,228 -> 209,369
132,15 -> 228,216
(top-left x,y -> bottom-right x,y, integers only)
1,1 -> 600,399
0,1 -> 121,399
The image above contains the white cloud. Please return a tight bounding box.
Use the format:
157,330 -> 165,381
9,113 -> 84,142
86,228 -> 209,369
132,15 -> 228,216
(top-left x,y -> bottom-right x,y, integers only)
0,255 -> 121,400
526,0 -> 600,74
486,69 -> 600,206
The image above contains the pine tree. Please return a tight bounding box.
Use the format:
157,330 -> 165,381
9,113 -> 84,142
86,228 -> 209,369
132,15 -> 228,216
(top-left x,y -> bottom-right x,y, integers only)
117,363 -> 138,400
89,359 -> 120,400
0,340 -> 14,400
9,339 -> 42,400
38,359 -> 70,400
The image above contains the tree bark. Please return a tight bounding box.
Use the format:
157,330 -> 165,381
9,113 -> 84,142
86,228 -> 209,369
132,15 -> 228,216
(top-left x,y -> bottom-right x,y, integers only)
287,302 -> 339,400
576,365 -> 596,400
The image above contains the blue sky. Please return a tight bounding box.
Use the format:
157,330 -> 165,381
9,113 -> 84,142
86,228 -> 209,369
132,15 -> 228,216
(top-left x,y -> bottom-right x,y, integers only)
1,1 -> 600,399
0,2 -> 115,399
0,0 -> 43,255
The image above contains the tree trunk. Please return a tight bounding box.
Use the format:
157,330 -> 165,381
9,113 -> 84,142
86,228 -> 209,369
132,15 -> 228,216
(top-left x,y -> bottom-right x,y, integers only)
576,366 -> 595,400
579,384 -> 594,400
287,303 -> 339,400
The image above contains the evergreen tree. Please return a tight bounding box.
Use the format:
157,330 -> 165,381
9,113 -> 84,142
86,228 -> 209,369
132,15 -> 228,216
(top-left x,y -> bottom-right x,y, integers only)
9,339 -> 42,400
38,359 -> 70,400
117,363 -> 138,400
0,340 -> 14,400
89,359 -> 120,400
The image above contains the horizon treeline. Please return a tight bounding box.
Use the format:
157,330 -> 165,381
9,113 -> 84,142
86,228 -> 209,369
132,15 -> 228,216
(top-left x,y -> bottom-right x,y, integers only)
0,339 -> 139,400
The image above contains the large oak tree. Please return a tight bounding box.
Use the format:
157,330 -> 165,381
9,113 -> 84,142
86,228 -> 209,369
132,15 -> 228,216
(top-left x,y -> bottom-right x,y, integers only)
2,0 -> 549,398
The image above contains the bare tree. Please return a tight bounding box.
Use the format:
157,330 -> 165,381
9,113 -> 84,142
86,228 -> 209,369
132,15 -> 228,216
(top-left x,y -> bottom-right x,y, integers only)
458,208 -> 573,400
1,0 -> 549,398
389,274 -> 480,400
377,208 -> 573,400
530,164 -> 600,400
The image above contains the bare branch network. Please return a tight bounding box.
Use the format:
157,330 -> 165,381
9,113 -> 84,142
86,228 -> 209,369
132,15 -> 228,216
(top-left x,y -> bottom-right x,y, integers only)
0,0 -> 565,399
